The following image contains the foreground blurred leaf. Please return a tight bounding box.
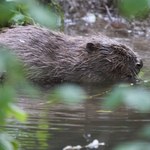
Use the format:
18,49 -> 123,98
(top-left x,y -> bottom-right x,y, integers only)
123,88 -> 150,112
0,2 -> 15,26
138,124 -> 150,138
103,85 -> 150,112
8,104 -> 27,122
0,133 -> 19,150
0,0 -> 62,27
0,49 -> 30,124
10,13 -> 26,25
0,85 -> 15,106
114,141 -> 150,150
103,85 -> 125,109
118,0 -> 150,19
50,84 -> 86,105
16,81 -> 40,98
26,0 -> 60,28
0,49 -> 24,81
0,86 -> 16,125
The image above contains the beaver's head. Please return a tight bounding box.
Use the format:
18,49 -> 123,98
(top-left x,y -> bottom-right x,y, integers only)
84,42 -> 143,83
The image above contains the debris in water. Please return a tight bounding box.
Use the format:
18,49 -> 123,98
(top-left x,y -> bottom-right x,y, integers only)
63,145 -> 82,150
63,139 -> 105,150
85,139 -> 105,149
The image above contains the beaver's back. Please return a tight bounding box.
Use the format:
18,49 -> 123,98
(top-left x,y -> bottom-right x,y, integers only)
0,26 -> 85,83
0,25 -> 143,84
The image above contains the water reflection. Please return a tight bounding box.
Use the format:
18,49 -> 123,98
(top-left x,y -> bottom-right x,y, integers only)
5,84 -> 150,150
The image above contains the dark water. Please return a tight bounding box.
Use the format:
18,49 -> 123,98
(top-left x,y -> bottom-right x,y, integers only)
5,81 -> 150,150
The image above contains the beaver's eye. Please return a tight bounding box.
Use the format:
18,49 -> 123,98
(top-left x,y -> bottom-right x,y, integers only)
86,42 -> 101,53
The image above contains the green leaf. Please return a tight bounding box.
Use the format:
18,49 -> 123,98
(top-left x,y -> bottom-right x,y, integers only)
0,86 -> 16,106
118,0 -> 150,19
50,84 -> 86,105
138,124 -> 150,138
8,103 -> 27,122
123,88 -> 150,112
28,1 -> 59,28
0,49 -> 25,84
114,141 -> 150,150
10,13 -> 25,25
103,84 -> 129,109
0,133 -> 19,150
0,2 -> 15,27
103,84 -> 150,112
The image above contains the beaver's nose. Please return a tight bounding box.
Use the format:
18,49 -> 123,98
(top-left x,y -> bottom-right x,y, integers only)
136,59 -> 143,70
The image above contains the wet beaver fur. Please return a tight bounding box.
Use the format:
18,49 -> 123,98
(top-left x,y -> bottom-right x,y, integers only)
0,25 -> 143,84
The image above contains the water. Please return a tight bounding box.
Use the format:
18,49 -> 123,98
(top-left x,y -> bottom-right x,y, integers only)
5,81 -> 150,150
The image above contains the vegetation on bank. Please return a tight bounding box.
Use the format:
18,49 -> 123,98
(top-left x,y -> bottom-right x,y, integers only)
0,0 -> 150,150
0,0 -> 63,28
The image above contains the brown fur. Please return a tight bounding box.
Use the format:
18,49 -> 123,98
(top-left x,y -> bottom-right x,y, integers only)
0,25 -> 143,84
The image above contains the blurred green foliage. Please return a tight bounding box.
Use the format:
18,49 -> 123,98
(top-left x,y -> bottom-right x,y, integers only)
0,50 -> 28,120
103,84 -> 150,150
104,84 -> 150,112
118,0 -> 150,19
0,48 -> 30,150
0,133 -> 19,150
0,0 -> 63,28
49,84 -> 86,105
114,142 -> 150,150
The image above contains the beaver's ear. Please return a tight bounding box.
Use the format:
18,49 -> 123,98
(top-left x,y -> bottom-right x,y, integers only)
86,42 -> 100,53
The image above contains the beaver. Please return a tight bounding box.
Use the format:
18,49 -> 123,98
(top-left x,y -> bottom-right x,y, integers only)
0,25 -> 143,84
